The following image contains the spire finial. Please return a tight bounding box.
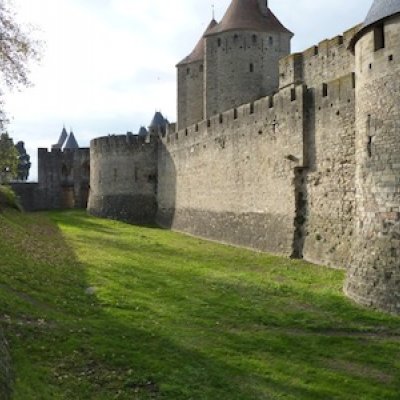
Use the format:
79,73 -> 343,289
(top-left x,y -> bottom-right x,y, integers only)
212,3 -> 215,20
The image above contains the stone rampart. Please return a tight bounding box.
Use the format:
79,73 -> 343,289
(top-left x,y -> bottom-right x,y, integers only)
301,73 -> 356,268
279,25 -> 360,89
157,85 -> 306,256
88,135 -> 158,224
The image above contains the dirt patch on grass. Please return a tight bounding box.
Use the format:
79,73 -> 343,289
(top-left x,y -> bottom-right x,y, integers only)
325,359 -> 393,384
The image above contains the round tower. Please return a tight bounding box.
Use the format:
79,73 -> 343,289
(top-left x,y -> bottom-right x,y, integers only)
345,0 -> 400,313
88,134 -> 158,224
203,0 -> 292,118
177,19 -> 218,130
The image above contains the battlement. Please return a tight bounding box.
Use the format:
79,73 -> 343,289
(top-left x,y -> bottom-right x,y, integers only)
91,134 -> 155,153
279,25 -> 361,89
38,147 -> 89,155
164,84 -> 306,148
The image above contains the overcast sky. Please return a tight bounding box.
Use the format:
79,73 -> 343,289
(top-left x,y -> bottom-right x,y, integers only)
4,0 -> 370,180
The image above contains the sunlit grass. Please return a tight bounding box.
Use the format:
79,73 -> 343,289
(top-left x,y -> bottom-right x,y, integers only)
0,210 -> 399,399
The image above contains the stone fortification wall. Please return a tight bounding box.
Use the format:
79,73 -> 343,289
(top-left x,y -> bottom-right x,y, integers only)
38,148 -> 90,210
10,182 -> 42,211
279,26 -> 360,90
301,73 -> 356,268
204,30 -> 291,118
88,135 -> 158,224
177,60 -> 204,130
0,329 -> 12,399
157,85 -> 306,255
345,16 -> 400,314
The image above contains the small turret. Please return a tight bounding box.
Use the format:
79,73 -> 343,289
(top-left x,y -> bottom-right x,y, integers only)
64,131 -> 79,150
148,111 -> 168,136
52,126 -> 68,149
176,18 -> 218,130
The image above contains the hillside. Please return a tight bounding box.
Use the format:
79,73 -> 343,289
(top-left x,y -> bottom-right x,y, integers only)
0,210 -> 399,399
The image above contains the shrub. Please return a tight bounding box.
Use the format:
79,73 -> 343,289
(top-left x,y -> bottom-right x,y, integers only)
0,185 -> 22,211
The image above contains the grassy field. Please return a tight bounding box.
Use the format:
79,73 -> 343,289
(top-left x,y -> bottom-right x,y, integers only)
0,210 -> 399,399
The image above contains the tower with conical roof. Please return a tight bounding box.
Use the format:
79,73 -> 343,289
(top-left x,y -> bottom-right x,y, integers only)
203,0 -> 292,118
52,126 -> 68,149
177,18 -> 218,130
345,0 -> 400,313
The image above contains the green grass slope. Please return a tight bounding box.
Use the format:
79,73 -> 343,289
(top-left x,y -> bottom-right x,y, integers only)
0,210 -> 399,399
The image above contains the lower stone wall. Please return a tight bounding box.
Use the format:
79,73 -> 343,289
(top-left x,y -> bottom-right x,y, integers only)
0,329 -> 12,400
158,86 -> 306,257
157,208 -> 295,254
89,194 -> 157,225
10,182 -> 44,211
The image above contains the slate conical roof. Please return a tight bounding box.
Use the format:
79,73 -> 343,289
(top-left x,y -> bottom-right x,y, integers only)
350,0 -> 400,50
53,126 -> 68,149
64,132 -> 79,150
138,126 -> 148,137
364,0 -> 400,26
149,112 -> 167,129
205,0 -> 292,37
177,19 -> 218,66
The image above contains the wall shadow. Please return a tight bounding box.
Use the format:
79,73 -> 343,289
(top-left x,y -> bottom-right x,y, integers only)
0,211 -> 399,399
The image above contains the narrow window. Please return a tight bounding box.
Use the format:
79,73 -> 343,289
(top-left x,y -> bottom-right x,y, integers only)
233,34 -> 238,41
269,36 -> 273,46
322,83 -> 328,97
252,34 -> 257,44
219,114 -> 223,124
249,63 -> 254,73
199,64 -> 204,72
374,24 -> 385,51
186,67 -> 190,75
217,38 -> 222,47
268,96 -> 274,108
291,88 -> 296,102
249,103 -> 254,114
233,108 -> 238,120
367,136 -> 373,158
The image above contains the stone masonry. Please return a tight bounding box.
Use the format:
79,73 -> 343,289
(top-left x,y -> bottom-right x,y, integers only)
87,0 -> 400,314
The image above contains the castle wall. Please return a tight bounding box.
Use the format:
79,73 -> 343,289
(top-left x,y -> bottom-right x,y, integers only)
204,30 -> 291,118
157,85 -> 306,255
279,26 -> 360,89
301,74 -> 356,268
345,16 -> 400,313
10,182 -> 43,211
38,148 -> 90,210
88,135 -> 157,224
177,60 -> 204,130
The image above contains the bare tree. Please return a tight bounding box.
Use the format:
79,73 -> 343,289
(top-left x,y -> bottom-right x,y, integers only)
0,0 -> 41,128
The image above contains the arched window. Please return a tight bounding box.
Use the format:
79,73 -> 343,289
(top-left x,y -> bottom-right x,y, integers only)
217,38 -> 222,47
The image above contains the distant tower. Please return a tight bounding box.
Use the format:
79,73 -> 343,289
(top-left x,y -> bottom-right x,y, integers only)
345,0 -> 400,313
176,19 -> 218,130
203,0 -> 292,118
52,126 -> 68,149
64,131 -> 80,150
148,111 -> 168,136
